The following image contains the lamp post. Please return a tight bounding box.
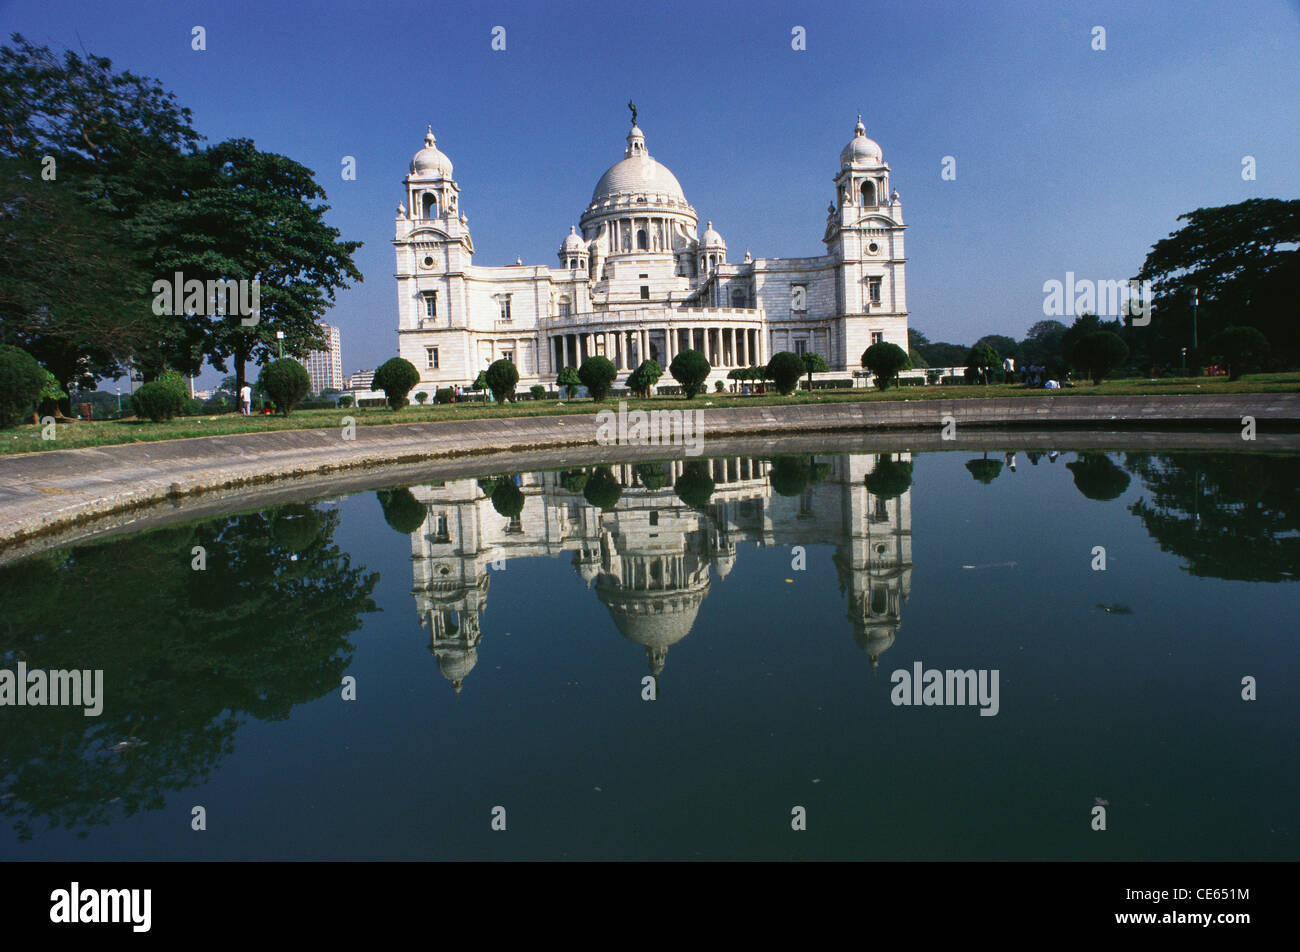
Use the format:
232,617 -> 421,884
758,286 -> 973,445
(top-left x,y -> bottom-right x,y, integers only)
1188,285 -> 1198,352
115,386 -> 121,414
276,330 -> 285,358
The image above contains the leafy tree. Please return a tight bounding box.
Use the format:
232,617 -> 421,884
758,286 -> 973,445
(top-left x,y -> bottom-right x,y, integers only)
579,355 -> 617,402
964,342 -> 1000,385
0,344 -> 45,427
1073,330 -> 1129,384
627,359 -> 663,397
258,358 -> 310,415
1124,452 -> 1300,582
907,349 -> 928,369
767,351 -> 805,395
271,503 -> 324,551
920,341 -> 970,367
801,352 -> 829,389
471,371 -> 487,392
1019,319 -> 1068,371
669,349 -> 711,398
862,341 -> 910,388
556,366 -> 581,399
376,488 -> 427,534
1065,453 -> 1131,501
0,504 -> 378,839
864,454 -> 913,500
490,476 -> 525,517
0,35 -> 202,394
373,357 -> 419,410
1207,325 -> 1268,380
674,460 -> 715,508
144,138 -> 363,396
907,328 -> 931,351
635,462 -> 669,490
485,358 -> 519,403
974,334 -> 1019,362
583,466 -> 622,510
1137,198 -> 1300,367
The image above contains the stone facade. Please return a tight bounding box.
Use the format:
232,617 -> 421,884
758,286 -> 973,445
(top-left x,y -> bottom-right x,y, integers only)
394,116 -> 908,390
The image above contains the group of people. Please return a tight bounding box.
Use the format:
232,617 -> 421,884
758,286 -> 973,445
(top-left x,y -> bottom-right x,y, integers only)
1019,364 -> 1070,389
237,385 -> 275,415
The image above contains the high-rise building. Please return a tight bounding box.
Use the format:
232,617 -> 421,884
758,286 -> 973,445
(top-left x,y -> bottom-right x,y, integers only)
301,323 -> 344,394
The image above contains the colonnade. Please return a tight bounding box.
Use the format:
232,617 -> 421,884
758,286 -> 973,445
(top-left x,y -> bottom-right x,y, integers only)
550,325 -> 765,374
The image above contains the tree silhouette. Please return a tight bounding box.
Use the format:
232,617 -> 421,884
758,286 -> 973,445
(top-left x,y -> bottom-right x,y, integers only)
0,507 -> 379,839
1124,452 -> 1300,582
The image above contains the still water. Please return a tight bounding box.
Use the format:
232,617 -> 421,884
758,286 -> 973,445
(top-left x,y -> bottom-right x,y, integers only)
1,448 -> 1296,860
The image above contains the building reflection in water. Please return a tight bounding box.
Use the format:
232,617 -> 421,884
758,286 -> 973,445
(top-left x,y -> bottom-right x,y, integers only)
407,454 -> 912,691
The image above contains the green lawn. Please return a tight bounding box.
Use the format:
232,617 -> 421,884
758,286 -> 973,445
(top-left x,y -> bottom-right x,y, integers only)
6,372 -> 1299,456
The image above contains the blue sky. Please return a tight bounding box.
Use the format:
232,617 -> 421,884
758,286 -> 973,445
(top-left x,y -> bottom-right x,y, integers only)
3,0 -> 1298,382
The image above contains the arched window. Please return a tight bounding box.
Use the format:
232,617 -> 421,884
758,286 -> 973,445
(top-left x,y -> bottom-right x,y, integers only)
860,180 -> 876,207
637,229 -> 648,250
422,193 -> 438,218
731,288 -> 746,308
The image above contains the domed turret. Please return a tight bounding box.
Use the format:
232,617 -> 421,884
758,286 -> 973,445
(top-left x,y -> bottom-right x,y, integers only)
562,225 -> 587,254
840,115 -> 883,169
411,126 -> 454,178
700,221 -> 726,249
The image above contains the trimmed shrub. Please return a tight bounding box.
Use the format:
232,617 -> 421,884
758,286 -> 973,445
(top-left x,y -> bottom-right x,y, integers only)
627,359 -> 663,397
669,349 -> 711,398
559,469 -> 589,493
583,466 -> 622,510
579,356 -> 618,402
338,394 -> 355,408
415,391 -> 429,405
714,379 -> 725,392
1208,325 -> 1268,381
133,379 -> 186,422
556,366 -> 582,398
529,384 -> 546,400
374,357 -> 421,410
0,345 -> 46,428
1066,453 -> 1131,501
767,351 -> 805,396
862,342 -> 911,389
258,358 -> 311,415
485,359 -> 519,403
864,455 -> 913,499
675,460 -> 715,508
435,388 -> 454,404
635,462 -> 669,490
490,476 -> 525,517
377,488 -> 427,533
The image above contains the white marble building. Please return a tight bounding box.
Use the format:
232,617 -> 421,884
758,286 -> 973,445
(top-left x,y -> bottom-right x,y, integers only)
393,114 -> 909,391
401,453 -> 912,692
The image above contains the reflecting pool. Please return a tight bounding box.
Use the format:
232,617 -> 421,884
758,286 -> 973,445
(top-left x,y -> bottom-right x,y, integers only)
1,448 -> 1296,860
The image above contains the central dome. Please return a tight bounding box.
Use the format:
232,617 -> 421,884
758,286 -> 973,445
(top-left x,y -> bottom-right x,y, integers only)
589,124 -> 688,205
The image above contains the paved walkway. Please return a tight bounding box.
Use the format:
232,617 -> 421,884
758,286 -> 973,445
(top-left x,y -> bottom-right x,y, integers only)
1,393 -> 1296,549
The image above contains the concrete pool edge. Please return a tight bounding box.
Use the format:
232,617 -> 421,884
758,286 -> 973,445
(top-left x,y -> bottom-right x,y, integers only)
2,392 -> 1298,557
